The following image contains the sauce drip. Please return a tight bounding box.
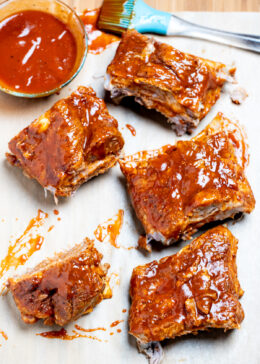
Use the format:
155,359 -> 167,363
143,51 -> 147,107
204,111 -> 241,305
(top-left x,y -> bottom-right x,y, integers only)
117,329 -> 122,333
38,320 -> 124,341
110,320 -> 124,328
48,225 -> 54,232
126,124 -> 136,136
74,324 -> 106,333
37,326 -> 103,342
122,309 -> 127,313
80,9 -> 119,54
108,272 -> 120,288
0,10 -> 77,93
94,210 -> 124,248
53,210 -> 59,215
0,330 -> 8,346
0,209 -> 47,281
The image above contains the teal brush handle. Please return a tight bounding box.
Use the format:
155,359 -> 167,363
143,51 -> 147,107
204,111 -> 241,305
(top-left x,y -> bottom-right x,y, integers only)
131,0 -> 260,53
130,0 -> 171,35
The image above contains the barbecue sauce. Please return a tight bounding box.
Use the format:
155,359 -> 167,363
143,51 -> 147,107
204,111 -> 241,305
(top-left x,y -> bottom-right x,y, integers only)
0,10 -> 77,94
80,9 -> 119,54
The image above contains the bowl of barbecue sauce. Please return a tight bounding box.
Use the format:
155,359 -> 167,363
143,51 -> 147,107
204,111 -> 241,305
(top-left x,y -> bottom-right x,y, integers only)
0,0 -> 87,97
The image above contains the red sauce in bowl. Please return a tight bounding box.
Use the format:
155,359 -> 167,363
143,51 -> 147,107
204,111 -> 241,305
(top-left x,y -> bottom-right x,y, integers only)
0,10 -> 77,94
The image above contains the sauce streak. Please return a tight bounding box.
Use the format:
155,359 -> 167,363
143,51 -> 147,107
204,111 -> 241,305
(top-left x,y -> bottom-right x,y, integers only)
0,10 -> 77,93
0,330 -> 8,346
94,210 -> 124,248
48,225 -> 54,232
0,210 -> 47,281
74,324 -> 106,333
126,124 -> 136,136
37,327 -> 102,342
110,320 -> 124,328
80,9 -> 119,54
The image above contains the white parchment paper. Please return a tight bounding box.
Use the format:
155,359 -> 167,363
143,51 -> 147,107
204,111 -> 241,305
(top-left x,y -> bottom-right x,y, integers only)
0,12 -> 259,364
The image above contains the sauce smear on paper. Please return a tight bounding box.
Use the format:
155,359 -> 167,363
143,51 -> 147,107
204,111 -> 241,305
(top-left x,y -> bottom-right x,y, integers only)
48,225 -> 54,232
94,210 -> 124,248
0,330 -> 8,346
74,324 -> 106,333
0,210 -> 47,280
0,10 -> 77,93
80,9 -> 119,54
110,320 -> 124,328
37,327 -> 102,342
126,124 -> 136,136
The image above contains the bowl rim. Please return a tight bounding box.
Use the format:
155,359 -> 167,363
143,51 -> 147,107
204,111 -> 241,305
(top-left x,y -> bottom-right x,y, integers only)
0,0 -> 88,98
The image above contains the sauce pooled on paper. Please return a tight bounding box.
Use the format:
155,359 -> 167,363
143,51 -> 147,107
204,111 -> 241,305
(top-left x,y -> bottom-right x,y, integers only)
80,8 -> 119,54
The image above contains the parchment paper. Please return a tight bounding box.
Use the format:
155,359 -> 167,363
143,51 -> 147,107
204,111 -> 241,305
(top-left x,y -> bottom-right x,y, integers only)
0,12 -> 259,364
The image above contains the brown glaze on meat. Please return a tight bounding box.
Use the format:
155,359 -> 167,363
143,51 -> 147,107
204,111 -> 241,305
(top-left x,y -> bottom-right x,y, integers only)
6,86 -> 124,197
106,30 -> 235,135
129,226 -> 244,344
8,239 -> 111,326
119,113 -> 255,246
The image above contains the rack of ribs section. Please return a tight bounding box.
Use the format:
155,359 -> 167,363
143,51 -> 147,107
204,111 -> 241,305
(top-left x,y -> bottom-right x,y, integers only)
6,86 -> 124,197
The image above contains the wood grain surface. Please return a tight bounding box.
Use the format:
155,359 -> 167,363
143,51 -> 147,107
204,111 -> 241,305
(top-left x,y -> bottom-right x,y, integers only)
69,0 -> 260,12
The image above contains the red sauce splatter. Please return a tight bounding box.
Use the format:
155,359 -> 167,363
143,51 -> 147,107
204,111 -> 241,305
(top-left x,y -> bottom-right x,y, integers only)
80,9 -> 119,55
57,217 -> 61,221
117,329 -> 122,333
110,320 -> 124,328
126,124 -> 136,136
94,210 -> 124,248
53,209 -> 59,215
37,327 -> 102,342
48,225 -> 54,232
0,209 -> 47,280
74,324 -> 106,333
110,332 -> 114,336
122,309 -> 127,313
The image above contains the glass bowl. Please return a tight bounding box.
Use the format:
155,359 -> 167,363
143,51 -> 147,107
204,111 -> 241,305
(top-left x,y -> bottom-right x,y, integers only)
0,0 -> 88,98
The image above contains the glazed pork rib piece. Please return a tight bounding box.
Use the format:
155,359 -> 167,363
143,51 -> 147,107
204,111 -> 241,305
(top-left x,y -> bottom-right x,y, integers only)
119,113 -> 255,248
8,239 -> 111,326
106,30 -> 235,135
6,86 -> 124,197
129,226 -> 244,345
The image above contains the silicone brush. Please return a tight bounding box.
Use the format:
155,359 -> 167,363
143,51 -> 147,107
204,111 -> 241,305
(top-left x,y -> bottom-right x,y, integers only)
98,0 -> 260,53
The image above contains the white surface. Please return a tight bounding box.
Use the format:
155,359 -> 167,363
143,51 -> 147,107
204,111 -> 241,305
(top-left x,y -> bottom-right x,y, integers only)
0,12 -> 259,364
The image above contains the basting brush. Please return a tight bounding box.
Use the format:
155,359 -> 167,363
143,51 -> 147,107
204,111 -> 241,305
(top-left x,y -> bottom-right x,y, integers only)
97,0 -> 260,53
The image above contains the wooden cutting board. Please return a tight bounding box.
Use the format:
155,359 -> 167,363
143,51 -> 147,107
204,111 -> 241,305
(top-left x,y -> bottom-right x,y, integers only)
67,0 -> 260,12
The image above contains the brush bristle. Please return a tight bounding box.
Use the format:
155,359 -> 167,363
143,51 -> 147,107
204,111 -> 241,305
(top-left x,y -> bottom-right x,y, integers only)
98,0 -> 135,34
